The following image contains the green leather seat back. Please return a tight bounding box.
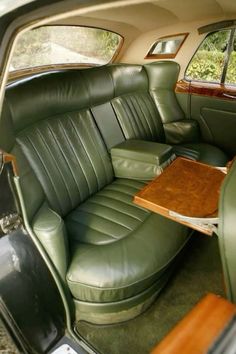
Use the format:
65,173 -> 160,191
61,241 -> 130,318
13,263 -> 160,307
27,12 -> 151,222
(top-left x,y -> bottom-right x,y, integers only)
109,65 -> 165,142
6,70 -> 114,217
219,160 -> 236,302
144,61 -> 185,123
16,111 -> 113,216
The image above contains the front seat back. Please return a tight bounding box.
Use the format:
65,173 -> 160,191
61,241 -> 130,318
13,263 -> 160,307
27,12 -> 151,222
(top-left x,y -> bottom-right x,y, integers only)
218,160 -> 236,302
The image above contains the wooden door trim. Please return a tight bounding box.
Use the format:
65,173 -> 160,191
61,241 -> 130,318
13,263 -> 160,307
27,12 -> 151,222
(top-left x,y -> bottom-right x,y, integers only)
175,79 -> 236,101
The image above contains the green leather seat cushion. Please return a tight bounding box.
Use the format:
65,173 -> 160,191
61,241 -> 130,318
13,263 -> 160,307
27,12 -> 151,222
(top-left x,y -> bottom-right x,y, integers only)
180,143 -> 228,166
66,179 -> 190,303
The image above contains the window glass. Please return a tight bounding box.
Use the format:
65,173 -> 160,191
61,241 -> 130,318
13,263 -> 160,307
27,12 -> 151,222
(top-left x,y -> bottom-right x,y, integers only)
146,33 -> 188,58
10,26 -> 122,71
185,30 -> 231,83
225,33 -> 236,85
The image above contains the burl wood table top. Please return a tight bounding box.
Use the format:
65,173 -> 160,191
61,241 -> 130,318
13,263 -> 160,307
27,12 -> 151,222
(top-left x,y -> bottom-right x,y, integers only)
134,157 -> 226,229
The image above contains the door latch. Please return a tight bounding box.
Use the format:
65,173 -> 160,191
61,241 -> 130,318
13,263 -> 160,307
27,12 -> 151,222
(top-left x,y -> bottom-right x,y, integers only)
0,213 -> 22,234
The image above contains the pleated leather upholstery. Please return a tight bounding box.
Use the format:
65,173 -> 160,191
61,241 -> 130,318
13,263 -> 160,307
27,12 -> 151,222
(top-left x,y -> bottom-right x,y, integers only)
66,179 -> 149,245
109,64 -> 165,143
112,92 -> 164,142
66,178 -> 189,302
16,110 -> 113,216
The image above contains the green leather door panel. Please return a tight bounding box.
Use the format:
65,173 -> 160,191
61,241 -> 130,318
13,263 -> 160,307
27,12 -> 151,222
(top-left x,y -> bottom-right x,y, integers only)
191,95 -> 236,156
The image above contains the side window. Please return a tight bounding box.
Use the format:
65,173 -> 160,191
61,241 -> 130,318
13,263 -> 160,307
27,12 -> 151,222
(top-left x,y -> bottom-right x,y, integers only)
225,33 -> 236,85
185,30 -> 231,83
10,26 -> 122,72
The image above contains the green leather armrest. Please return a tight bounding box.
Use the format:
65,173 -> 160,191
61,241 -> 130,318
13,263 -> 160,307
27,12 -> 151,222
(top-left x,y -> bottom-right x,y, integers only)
164,119 -> 200,145
32,202 -> 69,282
111,139 -> 175,180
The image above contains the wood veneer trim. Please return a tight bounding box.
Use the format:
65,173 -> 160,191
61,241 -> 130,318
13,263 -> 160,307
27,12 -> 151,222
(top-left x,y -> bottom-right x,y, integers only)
175,79 -> 190,94
134,158 -> 225,218
151,293 -> 236,354
175,79 -> 236,101
2,151 -> 19,176
134,195 -> 213,236
133,158 -> 226,236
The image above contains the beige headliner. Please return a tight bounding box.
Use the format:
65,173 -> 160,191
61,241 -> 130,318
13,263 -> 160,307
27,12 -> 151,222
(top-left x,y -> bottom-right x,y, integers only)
35,0 -> 236,78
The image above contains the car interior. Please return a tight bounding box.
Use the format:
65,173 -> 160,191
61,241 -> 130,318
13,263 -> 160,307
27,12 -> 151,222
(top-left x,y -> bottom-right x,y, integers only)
1,0 -> 236,353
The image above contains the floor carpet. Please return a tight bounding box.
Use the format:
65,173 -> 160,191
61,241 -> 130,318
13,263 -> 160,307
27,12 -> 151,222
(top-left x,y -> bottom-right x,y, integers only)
77,234 -> 225,354
0,320 -> 19,354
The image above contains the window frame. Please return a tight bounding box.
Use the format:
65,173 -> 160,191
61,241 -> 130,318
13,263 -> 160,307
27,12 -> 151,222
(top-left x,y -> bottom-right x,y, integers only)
145,33 -> 189,59
9,24 -> 124,79
184,28 -> 236,85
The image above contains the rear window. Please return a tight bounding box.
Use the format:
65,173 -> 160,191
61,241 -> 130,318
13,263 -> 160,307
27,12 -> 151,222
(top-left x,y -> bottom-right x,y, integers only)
10,26 -> 122,71
145,33 -> 189,59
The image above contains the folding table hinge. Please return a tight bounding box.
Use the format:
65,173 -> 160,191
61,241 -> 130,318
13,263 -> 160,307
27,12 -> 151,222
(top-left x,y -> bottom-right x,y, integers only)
0,213 -> 22,235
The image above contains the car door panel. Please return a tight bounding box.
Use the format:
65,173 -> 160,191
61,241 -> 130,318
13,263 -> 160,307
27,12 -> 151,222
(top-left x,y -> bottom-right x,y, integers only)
176,80 -> 236,156
191,95 -> 236,155
191,94 -> 236,156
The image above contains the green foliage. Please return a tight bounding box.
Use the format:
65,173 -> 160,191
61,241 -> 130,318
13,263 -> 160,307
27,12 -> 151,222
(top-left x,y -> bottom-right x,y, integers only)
201,30 -> 230,52
186,50 -> 236,83
11,27 -> 51,69
93,30 -> 120,60
186,30 -> 236,84
225,51 -> 236,84
186,50 -> 225,81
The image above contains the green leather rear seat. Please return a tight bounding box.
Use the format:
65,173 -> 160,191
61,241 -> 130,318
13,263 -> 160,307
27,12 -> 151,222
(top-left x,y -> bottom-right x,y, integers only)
108,62 -> 228,166
3,69 -> 190,324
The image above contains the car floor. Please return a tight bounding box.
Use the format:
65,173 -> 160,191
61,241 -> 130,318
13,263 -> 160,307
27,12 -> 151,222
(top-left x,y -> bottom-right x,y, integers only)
0,321 -> 19,354
77,233 -> 225,354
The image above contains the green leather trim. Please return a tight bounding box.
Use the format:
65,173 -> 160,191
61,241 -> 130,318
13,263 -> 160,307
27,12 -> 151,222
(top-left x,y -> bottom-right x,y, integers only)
32,202 -> 69,282
91,102 -> 124,150
218,160 -> 236,302
164,119 -> 200,145
111,140 -> 174,180
74,278 -> 165,324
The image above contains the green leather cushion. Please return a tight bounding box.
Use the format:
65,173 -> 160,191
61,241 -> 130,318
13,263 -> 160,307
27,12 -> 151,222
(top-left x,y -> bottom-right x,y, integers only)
180,143 -> 228,166
66,179 -> 190,303
164,119 -> 200,145
111,140 -> 175,180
